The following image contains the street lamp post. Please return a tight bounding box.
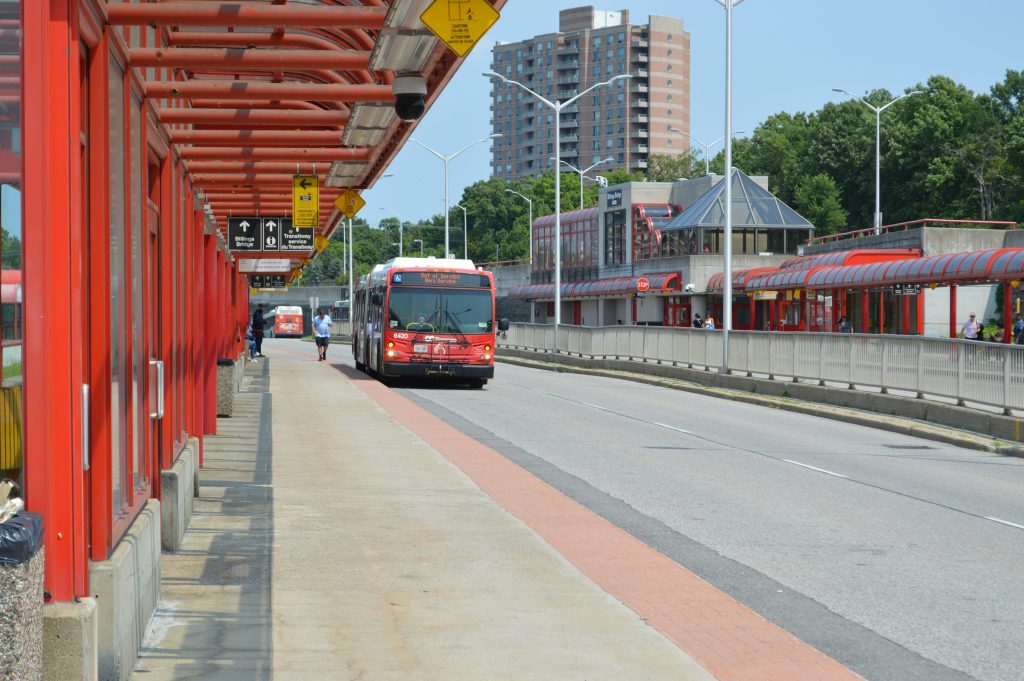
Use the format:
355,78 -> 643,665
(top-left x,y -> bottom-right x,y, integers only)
504,189 -> 533,265
379,208 -> 402,256
411,134 -> 502,259
711,0 -> 745,374
668,126 -> 745,176
413,238 -> 423,257
552,157 -> 613,209
485,70 -> 631,350
454,203 -> 468,259
832,87 -> 924,232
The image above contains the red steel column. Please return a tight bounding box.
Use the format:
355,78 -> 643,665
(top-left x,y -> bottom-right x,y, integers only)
159,155 -> 174,469
860,292 -> 869,333
902,294 -> 910,335
22,0 -> 84,600
917,292 -> 925,336
878,291 -> 885,334
191,210 -> 205,461
949,285 -> 958,338
1004,283 -> 1013,343
203,235 -> 217,434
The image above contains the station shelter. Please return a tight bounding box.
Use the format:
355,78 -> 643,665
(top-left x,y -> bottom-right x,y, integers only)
2,0 -> 496,677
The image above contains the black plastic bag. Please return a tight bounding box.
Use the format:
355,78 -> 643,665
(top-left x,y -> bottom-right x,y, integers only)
0,511 -> 44,565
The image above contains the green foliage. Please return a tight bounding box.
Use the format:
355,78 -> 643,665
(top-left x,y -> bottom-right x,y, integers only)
646,152 -> 701,182
793,173 -> 847,236
0,227 -> 20,269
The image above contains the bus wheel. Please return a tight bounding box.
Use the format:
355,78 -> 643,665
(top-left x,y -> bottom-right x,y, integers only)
468,378 -> 486,389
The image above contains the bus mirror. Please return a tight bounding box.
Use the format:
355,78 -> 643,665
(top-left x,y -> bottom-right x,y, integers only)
371,292 -> 383,306
498,318 -> 510,332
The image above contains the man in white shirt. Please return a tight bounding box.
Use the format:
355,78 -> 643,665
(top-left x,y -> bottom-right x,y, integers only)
313,308 -> 333,362
961,312 -> 980,340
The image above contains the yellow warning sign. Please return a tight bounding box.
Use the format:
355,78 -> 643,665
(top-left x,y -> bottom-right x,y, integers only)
334,189 -> 366,219
292,175 -> 319,228
420,0 -> 500,58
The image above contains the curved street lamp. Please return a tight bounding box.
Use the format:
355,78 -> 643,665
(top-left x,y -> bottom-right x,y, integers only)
485,70 -> 631,349
453,203 -> 468,259
410,134 -> 502,258
832,87 -> 924,232
669,126 -> 745,176
552,156 -> 614,209
412,238 -> 423,257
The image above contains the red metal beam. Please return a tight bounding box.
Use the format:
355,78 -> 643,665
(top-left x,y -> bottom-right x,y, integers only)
194,173 -> 324,184
147,80 -> 392,102
130,48 -> 371,70
170,130 -> 345,146
158,107 -> 349,126
180,146 -> 371,162
191,162 -> 346,173
106,3 -> 387,29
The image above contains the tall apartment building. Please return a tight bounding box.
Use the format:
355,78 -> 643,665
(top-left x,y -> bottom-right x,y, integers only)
488,6 -> 690,181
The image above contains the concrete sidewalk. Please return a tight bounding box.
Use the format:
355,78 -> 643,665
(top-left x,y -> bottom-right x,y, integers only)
130,350 -> 717,680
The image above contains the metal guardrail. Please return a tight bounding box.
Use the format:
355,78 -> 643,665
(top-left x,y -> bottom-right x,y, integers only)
498,323 -> 1024,414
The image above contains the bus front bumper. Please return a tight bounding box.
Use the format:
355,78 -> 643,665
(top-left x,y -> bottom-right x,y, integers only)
382,362 -> 494,379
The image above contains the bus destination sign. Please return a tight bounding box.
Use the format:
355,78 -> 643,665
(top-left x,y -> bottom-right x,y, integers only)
392,271 -> 490,288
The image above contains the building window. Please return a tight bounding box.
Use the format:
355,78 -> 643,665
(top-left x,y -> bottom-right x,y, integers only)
667,64 -> 672,72
618,32 -> 625,44
668,49 -> 673,57
667,79 -> 673,86
667,94 -> 673,102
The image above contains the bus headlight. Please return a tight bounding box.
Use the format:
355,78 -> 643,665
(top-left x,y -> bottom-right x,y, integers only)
484,344 -> 491,352
387,350 -> 397,358
483,353 -> 492,361
387,341 -> 394,348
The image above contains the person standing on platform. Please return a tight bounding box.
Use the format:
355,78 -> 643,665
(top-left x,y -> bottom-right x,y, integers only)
251,304 -> 266,357
837,316 -> 853,333
1013,313 -> 1024,344
692,313 -> 703,329
313,307 -> 333,362
961,312 -> 980,340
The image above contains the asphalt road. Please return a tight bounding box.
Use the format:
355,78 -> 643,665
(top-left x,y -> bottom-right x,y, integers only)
285,340 -> 1024,681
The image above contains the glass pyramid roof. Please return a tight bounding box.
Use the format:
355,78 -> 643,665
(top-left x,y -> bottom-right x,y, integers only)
662,170 -> 813,231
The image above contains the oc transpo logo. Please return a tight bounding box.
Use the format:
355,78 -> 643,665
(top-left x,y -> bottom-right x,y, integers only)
433,344 -> 447,356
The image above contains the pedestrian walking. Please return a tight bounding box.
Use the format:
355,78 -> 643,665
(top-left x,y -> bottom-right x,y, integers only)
961,312 -> 980,340
313,307 -> 332,362
251,304 -> 266,356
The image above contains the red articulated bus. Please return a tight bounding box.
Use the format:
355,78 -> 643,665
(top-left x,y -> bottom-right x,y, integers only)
351,257 -> 508,388
266,305 -> 304,338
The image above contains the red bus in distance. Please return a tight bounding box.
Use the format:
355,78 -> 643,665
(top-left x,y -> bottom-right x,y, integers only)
351,257 -> 509,388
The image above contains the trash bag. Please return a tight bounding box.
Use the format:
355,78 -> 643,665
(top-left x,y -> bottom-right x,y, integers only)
0,511 -> 44,565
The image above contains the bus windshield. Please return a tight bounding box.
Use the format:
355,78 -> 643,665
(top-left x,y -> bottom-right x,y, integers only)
387,287 -> 493,335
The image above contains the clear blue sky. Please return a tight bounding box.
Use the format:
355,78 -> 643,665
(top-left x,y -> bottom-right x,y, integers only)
359,0 -> 1023,229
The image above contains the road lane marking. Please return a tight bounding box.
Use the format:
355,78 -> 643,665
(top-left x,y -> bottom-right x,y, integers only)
653,422 -> 692,434
581,401 -> 612,412
782,459 -> 848,479
986,516 -> 1024,530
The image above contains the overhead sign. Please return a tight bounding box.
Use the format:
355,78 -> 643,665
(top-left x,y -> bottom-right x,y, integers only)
250,274 -> 287,290
292,174 -> 319,228
262,217 -> 282,251
334,189 -> 366,219
893,283 -> 922,296
228,217 -> 261,251
239,259 -> 291,273
420,0 -> 500,57
279,217 -> 315,252
635,277 -> 650,293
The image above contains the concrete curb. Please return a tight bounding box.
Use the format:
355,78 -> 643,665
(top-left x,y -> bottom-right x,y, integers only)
496,351 -> 1024,458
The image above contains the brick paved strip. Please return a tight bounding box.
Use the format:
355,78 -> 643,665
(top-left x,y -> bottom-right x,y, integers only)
351,373 -> 865,681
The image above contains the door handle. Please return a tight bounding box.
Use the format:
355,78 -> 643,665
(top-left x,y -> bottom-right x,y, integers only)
82,383 -> 90,471
149,359 -> 164,419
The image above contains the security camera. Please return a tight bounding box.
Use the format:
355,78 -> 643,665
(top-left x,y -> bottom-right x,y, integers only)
392,74 -> 427,121
684,283 -> 695,293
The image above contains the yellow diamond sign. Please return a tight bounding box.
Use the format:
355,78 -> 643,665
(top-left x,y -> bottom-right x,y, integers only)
420,0 -> 500,58
334,189 -> 366,219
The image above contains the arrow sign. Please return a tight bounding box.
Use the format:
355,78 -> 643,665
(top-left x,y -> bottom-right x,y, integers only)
292,174 -> 319,228
280,217 -> 314,252
228,216 -> 263,251
262,217 -> 282,250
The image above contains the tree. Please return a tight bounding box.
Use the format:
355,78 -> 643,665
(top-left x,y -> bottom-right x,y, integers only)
794,173 -> 847,236
646,152 -> 700,182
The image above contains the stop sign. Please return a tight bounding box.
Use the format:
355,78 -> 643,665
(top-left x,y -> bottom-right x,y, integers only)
636,277 -> 650,292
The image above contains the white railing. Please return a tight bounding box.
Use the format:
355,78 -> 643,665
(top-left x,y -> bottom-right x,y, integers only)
498,323 -> 1024,413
